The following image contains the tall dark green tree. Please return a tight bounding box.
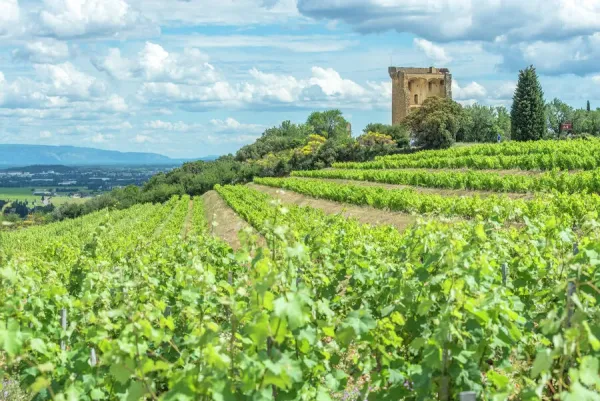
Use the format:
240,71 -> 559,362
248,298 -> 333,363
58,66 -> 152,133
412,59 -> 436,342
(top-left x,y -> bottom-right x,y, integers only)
587,100 -> 591,112
511,65 -> 546,141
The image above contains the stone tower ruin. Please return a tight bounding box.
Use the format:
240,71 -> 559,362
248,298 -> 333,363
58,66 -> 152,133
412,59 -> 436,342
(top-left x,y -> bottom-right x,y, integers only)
389,66 -> 452,125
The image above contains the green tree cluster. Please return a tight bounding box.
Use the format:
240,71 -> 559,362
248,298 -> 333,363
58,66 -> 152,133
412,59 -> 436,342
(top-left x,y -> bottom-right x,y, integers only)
545,98 -> 600,137
458,104 -> 511,142
405,97 -> 464,149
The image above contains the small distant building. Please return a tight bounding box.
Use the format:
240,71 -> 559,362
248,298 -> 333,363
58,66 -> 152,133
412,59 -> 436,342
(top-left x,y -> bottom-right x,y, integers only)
389,66 -> 453,124
59,180 -> 77,186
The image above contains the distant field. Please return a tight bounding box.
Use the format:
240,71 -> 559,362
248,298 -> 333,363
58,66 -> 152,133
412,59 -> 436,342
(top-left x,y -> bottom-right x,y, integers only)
0,187 -> 90,207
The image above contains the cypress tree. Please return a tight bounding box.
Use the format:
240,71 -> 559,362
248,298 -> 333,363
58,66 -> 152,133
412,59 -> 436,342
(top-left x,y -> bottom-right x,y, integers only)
587,100 -> 591,112
511,65 -> 545,141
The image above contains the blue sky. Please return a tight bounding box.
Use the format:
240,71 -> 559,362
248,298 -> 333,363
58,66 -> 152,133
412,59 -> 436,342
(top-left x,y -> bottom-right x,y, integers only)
1,0 -> 600,158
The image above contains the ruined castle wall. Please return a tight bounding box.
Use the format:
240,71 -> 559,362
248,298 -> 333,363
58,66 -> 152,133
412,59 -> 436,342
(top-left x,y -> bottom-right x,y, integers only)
389,66 -> 452,125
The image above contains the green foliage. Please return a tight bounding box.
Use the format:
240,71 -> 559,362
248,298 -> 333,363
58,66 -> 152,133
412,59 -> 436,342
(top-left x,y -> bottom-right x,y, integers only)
460,104 -> 509,142
405,97 -> 463,149
511,65 -> 546,141
5,154 -> 600,400
254,176 -> 600,225
334,138 -> 600,171
292,167 -> 600,194
363,123 -> 410,147
235,121 -> 314,162
306,109 -> 350,140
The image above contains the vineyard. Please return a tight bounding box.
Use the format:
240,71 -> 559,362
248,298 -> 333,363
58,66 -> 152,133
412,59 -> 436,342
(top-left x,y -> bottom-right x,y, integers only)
2,140 -> 600,400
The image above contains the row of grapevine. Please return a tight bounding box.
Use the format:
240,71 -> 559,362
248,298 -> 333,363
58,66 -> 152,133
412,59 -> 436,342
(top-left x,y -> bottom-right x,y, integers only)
213,184 -> 600,400
333,152 -> 600,171
254,177 -> 600,224
378,138 -> 600,161
2,184 -> 600,400
291,168 -> 600,194
0,196 -> 241,400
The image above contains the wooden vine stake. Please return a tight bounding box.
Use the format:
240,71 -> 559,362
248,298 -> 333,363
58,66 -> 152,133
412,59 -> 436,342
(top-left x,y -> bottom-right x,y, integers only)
90,348 -> 97,367
501,263 -> 508,286
460,391 -> 476,401
567,242 -> 579,327
60,308 -> 67,351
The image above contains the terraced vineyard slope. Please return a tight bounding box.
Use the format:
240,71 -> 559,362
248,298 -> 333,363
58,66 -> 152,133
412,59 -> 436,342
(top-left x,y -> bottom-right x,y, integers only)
2,139 -> 600,400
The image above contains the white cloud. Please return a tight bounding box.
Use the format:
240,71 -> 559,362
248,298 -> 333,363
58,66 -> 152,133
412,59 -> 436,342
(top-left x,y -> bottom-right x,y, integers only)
172,34 -> 357,53
40,130 -> 52,138
126,0 -> 299,26
133,134 -> 153,143
13,39 -> 71,64
91,48 -> 132,80
93,42 -> 218,84
210,118 -> 264,134
0,0 -> 20,36
34,62 -> 106,99
493,81 -> 516,100
452,80 -> 487,102
138,66 -> 390,111
494,33 -> 600,75
297,1 -> 600,43
145,120 -> 193,132
308,67 -> 366,98
90,133 -> 114,143
39,0 -> 151,38
414,38 -> 452,65
104,94 -> 128,112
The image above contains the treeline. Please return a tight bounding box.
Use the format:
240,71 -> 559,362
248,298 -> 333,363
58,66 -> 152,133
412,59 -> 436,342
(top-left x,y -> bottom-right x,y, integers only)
51,110 -> 410,220
50,65 -> 597,220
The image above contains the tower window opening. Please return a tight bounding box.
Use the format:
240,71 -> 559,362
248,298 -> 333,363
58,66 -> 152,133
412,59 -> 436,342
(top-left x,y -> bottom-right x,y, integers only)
414,94 -> 419,104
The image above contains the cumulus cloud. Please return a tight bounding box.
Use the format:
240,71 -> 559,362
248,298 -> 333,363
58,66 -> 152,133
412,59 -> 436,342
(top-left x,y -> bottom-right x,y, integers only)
493,33 -> 600,75
414,39 -> 452,65
145,120 -> 194,132
138,66 -> 389,111
452,80 -> 487,103
13,39 -> 71,64
0,0 -> 20,36
210,118 -> 265,134
92,42 -> 218,84
39,0 -> 153,38
40,130 -> 52,138
297,0 -> 600,43
34,62 -> 106,99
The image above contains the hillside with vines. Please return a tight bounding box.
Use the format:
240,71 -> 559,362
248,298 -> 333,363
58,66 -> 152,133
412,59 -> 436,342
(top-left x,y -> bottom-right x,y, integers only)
2,138 -> 600,400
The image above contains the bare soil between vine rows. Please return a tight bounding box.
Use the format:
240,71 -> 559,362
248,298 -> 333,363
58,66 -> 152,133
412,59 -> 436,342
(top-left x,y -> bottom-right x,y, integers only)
202,190 -> 255,250
249,183 -> 418,231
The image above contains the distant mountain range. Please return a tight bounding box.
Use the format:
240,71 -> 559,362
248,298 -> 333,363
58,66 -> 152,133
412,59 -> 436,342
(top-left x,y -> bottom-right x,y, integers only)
0,145 -> 217,167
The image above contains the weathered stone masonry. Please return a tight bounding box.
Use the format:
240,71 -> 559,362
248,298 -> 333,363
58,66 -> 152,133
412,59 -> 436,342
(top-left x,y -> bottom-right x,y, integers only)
389,66 -> 453,125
